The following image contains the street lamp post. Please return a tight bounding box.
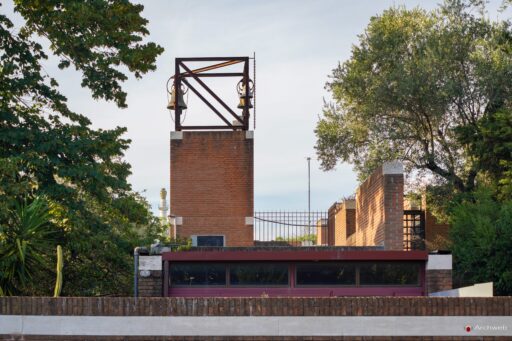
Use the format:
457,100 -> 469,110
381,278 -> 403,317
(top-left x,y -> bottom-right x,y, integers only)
307,157 -> 311,236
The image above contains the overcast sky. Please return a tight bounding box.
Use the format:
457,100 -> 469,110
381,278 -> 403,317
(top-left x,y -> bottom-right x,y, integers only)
2,0 -> 508,214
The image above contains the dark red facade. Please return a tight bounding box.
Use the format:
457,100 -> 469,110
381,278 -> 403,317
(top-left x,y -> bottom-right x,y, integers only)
162,249 -> 428,297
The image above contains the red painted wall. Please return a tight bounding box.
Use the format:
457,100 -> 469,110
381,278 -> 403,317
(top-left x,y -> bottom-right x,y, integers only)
163,249 -> 427,297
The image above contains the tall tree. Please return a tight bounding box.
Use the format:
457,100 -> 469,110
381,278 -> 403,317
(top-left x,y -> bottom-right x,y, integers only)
449,188 -> 512,295
0,1 -> 163,295
315,1 -> 512,191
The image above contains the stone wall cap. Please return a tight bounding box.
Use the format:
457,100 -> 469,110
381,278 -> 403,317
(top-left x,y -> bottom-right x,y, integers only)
382,161 -> 403,175
343,199 -> 356,209
170,131 -> 183,140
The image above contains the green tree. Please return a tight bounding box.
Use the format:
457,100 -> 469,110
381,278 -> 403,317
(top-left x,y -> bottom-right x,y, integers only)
449,189 -> 512,295
315,1 -> 512,192
0,197 -> 57,296
458,109 -> 512,199
0,1 -> 163,295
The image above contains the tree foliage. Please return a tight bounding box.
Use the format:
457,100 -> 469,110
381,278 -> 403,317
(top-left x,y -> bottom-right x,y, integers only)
315,0 -> 512,192
449,188 -> 512,295
13,0 -> 163,107
458,108 -> 512,199
0,197 -> 57,296
0,1 -> 164,295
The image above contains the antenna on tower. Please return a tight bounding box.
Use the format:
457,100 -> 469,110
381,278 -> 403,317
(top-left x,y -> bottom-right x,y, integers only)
253,51 -> 256,130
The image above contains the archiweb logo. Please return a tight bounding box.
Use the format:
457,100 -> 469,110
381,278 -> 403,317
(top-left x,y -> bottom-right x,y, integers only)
465,324 -> 509,333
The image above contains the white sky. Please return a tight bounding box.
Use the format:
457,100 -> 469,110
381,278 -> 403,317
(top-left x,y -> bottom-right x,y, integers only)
2,0 -> 508,214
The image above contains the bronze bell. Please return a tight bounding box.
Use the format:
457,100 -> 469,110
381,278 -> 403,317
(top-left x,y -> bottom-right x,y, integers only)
237,96 -> 253,109
237,79 -> 254,109
167,85 -> 187,110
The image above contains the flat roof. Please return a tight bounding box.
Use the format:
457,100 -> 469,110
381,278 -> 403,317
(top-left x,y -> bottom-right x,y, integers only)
162,248 -> 428,262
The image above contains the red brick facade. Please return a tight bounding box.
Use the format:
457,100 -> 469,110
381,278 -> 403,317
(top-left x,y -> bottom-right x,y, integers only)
426,269 -> 453,294
329,200 -> 356,246
355,162 -> 404,250
138,270 -> 162,297
422,195 -> 451,250
170,131 -> 254,246
316,219 -> 328,245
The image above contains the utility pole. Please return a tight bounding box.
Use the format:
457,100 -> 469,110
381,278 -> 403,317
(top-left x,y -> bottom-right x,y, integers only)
307,157 -> 311,236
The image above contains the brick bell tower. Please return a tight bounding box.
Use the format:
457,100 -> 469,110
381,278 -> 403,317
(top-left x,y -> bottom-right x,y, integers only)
167,57 -> 254,247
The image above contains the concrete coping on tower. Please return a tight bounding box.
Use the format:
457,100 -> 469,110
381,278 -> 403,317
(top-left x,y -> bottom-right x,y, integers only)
427,254 -> 452,270
343,199 -> 356,209
171,131 -> 253,139
382,160 -> 403,174
170,131 -> 183,140
139,255 -> 162,271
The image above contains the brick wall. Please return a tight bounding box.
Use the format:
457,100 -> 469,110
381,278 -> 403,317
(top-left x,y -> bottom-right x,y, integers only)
426,269 -> 453,294
355,167 -> 385,247
346,204 -> 356,239
1,296 -> 510,316
316,219 -> 327,245
426,254 -> 453,294
137,255 -> 162,297
355,161 -> 404,250
422,195 -> 451,250
2,297 -> 509,340
138,270 -> 161,297
327,202 -> 339,246
330,200 -> 356,246
170,131 -> 254,246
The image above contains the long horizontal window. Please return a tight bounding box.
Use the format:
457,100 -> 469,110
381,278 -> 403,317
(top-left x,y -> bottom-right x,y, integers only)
359,262 -> 420,286
230,263 -> 288,286
169,261 -> 421,287
170,263 -> 226,286
296,263 -> 356,286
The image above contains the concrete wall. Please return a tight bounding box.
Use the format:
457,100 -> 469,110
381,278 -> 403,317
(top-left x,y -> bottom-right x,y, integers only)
170,131 -> 254,246
355,161 -> 404,250
430,282 -> 493,297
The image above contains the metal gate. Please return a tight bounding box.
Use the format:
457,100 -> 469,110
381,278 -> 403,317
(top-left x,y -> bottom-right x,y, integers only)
254,210 -> 425,249
254,211 -> 328,246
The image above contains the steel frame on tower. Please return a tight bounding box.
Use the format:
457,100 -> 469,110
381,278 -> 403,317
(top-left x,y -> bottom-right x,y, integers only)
171,57 -> 251,131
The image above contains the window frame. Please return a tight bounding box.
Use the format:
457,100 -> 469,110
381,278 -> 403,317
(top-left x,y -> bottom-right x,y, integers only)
294,261 -> 357,287
228,262 -> 290,288
294,261 -> 422,288
168,260 -> 422,289
191,235 -> 225,247
357,261 -> 421,287
169,262 -> 228,288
